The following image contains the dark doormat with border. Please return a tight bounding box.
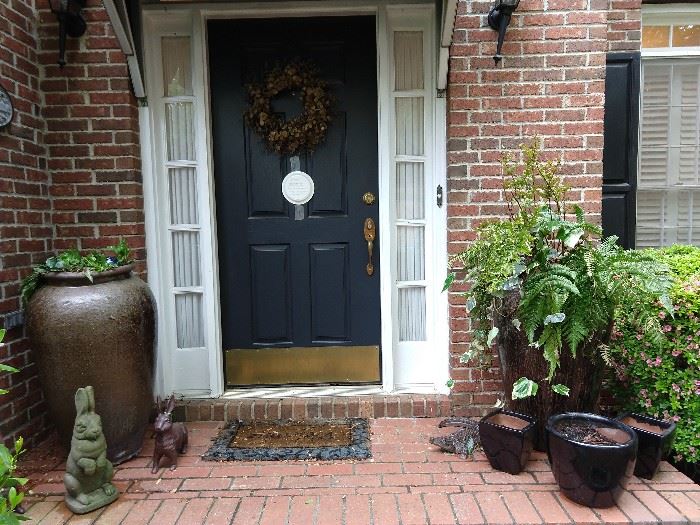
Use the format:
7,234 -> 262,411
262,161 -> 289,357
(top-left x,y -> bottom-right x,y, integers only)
202,418 -> 371,461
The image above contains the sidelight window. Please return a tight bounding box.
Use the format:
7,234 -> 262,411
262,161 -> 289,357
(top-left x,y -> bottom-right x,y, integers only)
393,30 -> 427,342
161,35 -> 206,350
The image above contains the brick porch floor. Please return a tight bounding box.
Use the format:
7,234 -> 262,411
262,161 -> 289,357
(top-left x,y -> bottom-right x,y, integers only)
21,418 -> 700,524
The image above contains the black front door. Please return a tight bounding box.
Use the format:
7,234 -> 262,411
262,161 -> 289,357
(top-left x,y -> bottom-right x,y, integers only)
208,16 -> 381,386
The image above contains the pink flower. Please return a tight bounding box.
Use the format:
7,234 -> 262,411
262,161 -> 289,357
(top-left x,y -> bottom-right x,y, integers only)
663,325 -> 672,332
636,333 -> 644,340
672,350 -> 681,357
659,311 -> 666,319
673,415 -> 681,422
645,399 -> 652,407
672,383 -> 681,393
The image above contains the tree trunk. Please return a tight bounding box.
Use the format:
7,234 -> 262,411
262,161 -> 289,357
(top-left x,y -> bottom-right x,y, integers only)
495,292 -> 608,451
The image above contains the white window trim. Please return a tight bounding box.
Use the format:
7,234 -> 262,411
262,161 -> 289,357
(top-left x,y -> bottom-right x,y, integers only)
141,0 -> 449,398
642,5 -> 700,58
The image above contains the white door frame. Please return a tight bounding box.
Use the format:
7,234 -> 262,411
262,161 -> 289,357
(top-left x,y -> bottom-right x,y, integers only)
141,0 -> 449,398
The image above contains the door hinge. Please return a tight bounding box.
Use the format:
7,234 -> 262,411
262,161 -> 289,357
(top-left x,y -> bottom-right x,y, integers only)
436,185 -> 443,208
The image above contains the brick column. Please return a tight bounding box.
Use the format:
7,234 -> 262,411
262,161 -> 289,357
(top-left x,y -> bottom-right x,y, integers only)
446,0 -> 609,416
37,0 -> 145,267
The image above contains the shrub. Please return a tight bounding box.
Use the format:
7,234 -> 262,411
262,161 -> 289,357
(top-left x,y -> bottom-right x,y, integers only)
0,329 -> 28,523
607,245 -> 700,464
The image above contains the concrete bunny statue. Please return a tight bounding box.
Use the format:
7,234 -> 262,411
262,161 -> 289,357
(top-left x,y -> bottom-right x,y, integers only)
151,395 -> 188,473
64,386 -> 119,514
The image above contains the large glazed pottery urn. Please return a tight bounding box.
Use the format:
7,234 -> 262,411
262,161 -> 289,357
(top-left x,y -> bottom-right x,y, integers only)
26,265 -> 155,464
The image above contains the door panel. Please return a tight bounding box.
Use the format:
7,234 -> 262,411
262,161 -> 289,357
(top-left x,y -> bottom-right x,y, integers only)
208,16 -> 380,386
310,243 -> 351,342
249,245 -> 292,345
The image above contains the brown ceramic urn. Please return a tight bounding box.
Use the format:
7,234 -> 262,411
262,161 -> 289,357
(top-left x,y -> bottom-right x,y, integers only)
26,265 -> 155,464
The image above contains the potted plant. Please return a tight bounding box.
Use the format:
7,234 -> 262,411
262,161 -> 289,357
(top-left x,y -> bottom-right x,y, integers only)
547,412 -> 637,508
478,408 -> 535,474
616,413 -> 676,479
21,240 -> 155,464
445,141 -> 672,450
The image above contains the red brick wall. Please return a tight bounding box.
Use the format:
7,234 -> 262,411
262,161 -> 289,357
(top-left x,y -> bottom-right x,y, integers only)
608,0 -> 642,52
0,0 -> 52,444
0,0 -> 145,445
37,0 -> 146,263
446,0 -> 611,416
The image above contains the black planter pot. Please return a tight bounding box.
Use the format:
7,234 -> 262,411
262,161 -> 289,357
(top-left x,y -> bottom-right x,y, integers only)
479,409 -> 536,474
546,413 -> 638,508
616,413 -> 676,480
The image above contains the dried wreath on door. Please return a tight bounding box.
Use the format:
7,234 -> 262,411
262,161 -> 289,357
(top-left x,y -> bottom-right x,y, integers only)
244,61 -> 333,156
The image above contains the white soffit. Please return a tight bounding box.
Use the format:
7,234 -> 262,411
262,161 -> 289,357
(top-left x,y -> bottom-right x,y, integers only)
438,0 -> 457,90
103,0 -> 146,98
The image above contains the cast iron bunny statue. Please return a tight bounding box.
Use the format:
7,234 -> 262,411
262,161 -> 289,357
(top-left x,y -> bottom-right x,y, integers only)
151,395 -> 188,473
64,386 -> 119,514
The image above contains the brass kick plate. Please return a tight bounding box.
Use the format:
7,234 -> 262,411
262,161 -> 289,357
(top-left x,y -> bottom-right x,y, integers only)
225,346 -> 381,386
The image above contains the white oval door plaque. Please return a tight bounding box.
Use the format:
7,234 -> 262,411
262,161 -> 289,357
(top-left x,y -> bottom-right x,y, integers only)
282,171 -> 314,205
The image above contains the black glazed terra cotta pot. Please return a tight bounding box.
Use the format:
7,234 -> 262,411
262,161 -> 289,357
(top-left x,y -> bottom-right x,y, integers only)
546,413 -> 638,508
25,265 -> 156,465
479,409 -> 536,474
616,413 -> 676,480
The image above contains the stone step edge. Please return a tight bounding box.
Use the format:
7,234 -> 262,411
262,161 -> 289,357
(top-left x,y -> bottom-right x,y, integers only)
175,394 -> 451,422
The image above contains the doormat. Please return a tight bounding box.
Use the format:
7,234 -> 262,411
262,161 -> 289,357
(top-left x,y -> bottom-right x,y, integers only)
202,418 -> 371,461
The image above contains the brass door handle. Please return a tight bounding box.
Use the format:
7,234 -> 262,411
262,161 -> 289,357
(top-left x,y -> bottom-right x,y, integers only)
364,218 -> 376,276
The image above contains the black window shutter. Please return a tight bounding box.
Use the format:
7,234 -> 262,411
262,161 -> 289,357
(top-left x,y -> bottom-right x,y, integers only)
602,52 -> 640,249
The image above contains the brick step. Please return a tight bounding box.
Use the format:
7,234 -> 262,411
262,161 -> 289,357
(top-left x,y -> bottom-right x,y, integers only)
176,394 -> 451,422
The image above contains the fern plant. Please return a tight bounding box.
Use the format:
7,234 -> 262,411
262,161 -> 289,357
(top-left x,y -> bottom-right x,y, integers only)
446,140 -> 672,400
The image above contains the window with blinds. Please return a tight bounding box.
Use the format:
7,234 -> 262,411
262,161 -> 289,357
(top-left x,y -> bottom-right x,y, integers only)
638,59 -> 700,247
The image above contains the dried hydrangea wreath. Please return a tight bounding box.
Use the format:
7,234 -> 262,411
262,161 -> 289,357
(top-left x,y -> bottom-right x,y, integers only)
244,61 -> 333,156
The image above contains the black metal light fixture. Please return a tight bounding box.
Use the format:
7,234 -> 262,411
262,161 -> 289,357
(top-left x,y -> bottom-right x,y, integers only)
48,0 -> 87,68
487,0 -> 520,65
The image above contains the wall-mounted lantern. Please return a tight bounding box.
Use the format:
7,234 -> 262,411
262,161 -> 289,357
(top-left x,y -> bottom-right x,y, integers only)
487,0 -> 520,65
48,0 -> 87,67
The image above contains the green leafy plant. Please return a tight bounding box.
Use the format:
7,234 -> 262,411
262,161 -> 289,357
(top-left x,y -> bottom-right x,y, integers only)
20,239 -> 133,306
607,245 -> 700,465
0,330 -> 28,524
445,140 -> 672,399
